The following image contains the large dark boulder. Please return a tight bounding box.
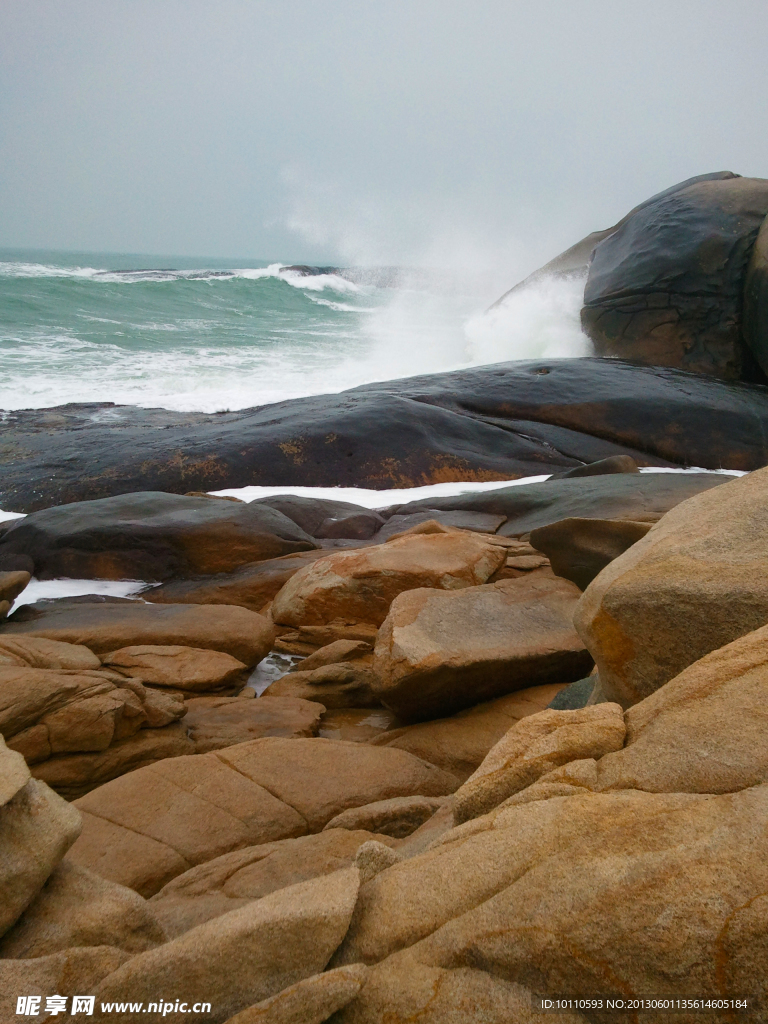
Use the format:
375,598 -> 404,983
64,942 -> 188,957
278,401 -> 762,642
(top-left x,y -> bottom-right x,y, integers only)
744,213 -> 768,376
581,174 -> 768,381
0,492 -> 316,581
490,170 -> 739,305
384,472 -> 731,537
3,359 -> 768,512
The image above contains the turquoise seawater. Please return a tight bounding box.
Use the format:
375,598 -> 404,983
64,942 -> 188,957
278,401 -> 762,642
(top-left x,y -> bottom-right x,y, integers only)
0,249 -> 589,413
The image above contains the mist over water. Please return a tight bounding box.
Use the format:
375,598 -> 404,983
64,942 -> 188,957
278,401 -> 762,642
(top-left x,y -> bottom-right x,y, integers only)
0,249 -> 590,413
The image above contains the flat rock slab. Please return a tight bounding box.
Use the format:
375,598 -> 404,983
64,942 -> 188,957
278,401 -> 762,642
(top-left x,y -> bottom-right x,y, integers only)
184,695 -> 324,753
389,470 -> 730,536
4,359 -> 768,511
0,599 -> 275,667
67,737 -> 458,896
374,575 -> 593,721
0,491 -> 316,580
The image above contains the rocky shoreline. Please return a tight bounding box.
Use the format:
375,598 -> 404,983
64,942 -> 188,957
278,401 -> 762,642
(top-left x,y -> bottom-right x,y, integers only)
3,173 -> 768,1022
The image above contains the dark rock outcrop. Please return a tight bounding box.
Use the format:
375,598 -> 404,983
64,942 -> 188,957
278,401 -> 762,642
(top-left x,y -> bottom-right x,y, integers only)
0,492 -> 316,580
3,359 -> 768,512
581,175 -> 768,381
386,471 -> 731,537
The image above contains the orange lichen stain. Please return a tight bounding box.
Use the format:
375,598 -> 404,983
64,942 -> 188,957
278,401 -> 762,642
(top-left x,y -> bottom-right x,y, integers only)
277,440 -> 306,465
325,433 -> 339,444
591,606 -> 635,685
139,452 -> 229,483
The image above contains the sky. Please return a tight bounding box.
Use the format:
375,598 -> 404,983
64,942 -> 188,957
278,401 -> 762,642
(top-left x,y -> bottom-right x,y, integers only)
2,0 -> 768,279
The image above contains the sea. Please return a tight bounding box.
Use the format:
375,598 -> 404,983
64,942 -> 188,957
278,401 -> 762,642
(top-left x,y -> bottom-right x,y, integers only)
0,248 -> 590,414
0,249 -> 743,657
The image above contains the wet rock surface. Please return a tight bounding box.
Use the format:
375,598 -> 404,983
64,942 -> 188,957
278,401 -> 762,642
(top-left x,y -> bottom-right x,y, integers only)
4,358 -> 768,511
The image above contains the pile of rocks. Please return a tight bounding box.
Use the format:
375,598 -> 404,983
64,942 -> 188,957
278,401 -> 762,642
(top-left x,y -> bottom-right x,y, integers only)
2,462 -> 768,1020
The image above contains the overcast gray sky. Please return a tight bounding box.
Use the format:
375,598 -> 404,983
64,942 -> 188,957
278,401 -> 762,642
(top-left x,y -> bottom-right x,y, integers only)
2,0 -> 768,277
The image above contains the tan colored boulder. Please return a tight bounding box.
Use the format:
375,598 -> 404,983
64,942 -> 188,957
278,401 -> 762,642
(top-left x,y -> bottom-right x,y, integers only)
93,868 -> 361,1024
149,829 -> 395,937
0,599 -> 275,666
32,723 -> 195,801
147,550 -> 329,612
589,623 -> 768,795
575,465 -> 768,706
271,532 -> 506,628
0,859 -> 165,958
263,662 -> 380,709
283,621 -> 378,649
333,958 -> 586,1024
0,733 -> 34,805
217,738 -> 459,833
103,644 -> 250,691
529,517 -> 652,590
0,946 -> 132,1018
67,738 -> 456,896
369,684 -> 565,782
354,840 -> 400,884
373,575 -> 593,721
0,569 -> 29,607
68,750 -> 307,896
0,665 -> 115,740
223,964 -> 368,1024
324,797 -> 447,839
1,737 -> 82,937
0,635 -> 101,670
289,639 -> 371,672
184,695 -> 324,753
452,704 -> 626,824
333,784 -> 768,1004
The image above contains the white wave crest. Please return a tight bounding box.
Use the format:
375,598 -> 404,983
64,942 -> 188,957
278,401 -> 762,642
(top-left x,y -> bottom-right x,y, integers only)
465,273 -> 591,362
0,259 -> 359,293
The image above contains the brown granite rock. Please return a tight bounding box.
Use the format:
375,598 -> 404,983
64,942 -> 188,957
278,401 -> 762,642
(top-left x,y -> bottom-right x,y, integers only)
589,623 -> 768,796
103,644 -> 250,691
222,964 -> 368,1024
0,946 -> 132,1020
368,684 -> 565,782
323,796 -> 447,839
93,868 -> 361,1024
289,639 -> 371,673
67,738 -> 457,896
149,830 -> 395,937
575,465 -> 768,706
452,704 -> 626,824
263,662 -> 380,710
0,570 -> 30,610
373,575 -> 592,721
271,532 -> 506,628
31,723 -> 195,800
0,737 -> 82,938
1,599 -> 275,666
184,695 -> 324,753
0,635 -> 101,670
0,859 -> 165,958
332,784 -> 768,1006
334,959 -> 586,1024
